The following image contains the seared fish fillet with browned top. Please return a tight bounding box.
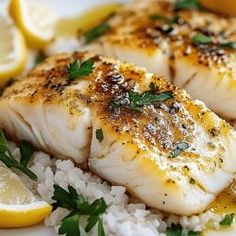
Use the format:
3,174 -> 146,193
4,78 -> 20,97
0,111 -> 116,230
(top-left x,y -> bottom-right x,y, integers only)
0,51 -> 236,215
89,0 -> 236,126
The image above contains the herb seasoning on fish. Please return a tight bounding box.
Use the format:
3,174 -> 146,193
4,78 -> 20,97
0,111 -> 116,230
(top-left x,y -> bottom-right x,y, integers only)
108,83 -> 173,112
67,58 -> 94,80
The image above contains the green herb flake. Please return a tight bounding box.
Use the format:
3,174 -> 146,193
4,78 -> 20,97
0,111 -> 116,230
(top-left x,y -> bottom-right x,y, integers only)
19,141 -> 34,167
84,22 -> 110,44
67,58 -> 94,80
129,90 -> 173,111
219,42 -> 236,49
192,33 -> 212,44
189,178 -> 196,184
59,213 -> 80,236
220,213 -> 234,226
170,141 -> 189,158
149,15 -> 180,24
149,82 -> 156,91
167,223 -> 201,236
108,86 -> 173,113
52,185 -> 107,236
96,129 -> 104,143
149,15 -> 170,21
98,218 -> 106,236
0,129 -> 37,180
34,50 -> 47,65
175,0 -> 200,10
108,101 -> 119,112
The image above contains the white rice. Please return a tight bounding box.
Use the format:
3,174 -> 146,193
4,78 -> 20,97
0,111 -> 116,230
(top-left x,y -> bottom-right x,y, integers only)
8,141 -> 224,236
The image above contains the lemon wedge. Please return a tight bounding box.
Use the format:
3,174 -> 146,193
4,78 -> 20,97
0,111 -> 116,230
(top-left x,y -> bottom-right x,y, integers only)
0,19 -> 27,87
9,0 -> 58,48
200,0 -> 236,16
0,165 -> 52,228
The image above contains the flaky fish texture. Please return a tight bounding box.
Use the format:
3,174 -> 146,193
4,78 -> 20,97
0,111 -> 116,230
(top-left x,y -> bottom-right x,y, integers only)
0,51 -> 236,215
89,0 -> 236,125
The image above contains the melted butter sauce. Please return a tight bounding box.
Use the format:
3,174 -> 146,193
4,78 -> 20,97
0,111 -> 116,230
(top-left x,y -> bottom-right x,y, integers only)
209,181 -> 236,214
55,3 -> 122,38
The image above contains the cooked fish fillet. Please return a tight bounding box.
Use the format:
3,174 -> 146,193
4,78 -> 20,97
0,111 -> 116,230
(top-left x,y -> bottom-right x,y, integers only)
0,52 -> 236,215
0,55 -> 92,163
89,0 -> 236,124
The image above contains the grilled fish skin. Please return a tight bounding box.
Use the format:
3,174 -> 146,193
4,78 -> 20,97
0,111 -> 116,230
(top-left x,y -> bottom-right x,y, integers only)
0,51 -> 236,215
89,0 -> 236,123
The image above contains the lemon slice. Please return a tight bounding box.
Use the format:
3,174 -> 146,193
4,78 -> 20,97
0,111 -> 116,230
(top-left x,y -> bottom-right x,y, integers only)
0,19 -> 27,87
9,0 -> 58,48
200,0 -> 236,16
0,165 -> 52,228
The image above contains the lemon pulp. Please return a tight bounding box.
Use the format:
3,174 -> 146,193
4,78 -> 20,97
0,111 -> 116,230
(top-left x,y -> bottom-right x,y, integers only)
0,166 -> 52,228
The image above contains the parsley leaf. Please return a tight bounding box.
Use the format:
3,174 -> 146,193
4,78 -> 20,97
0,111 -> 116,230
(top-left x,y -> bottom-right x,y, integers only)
108,85 -> 173,112
175,0 -> 200,10
219,42 -> 236,49
129,89 -> 173,110
0,129 -> 37,180
192,33 -> 212,44
0,129 -> 9,155
167,223 -> 201,236
84,22 -> 110,44
67,59 -> 94,80
191,33 -> 236,49
96,129 -> 104,143
52,185 -> 107,236
86,215 -> 99,232
59,213 -> 80,236
170,142 -> 189,158
220,213 -> 234,226
98,218 -> 106,236
19,141 -> 34,167
129,90 -> 173,111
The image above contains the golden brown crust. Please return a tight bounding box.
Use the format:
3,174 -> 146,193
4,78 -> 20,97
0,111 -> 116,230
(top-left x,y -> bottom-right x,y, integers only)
1,51 -> 233,172
97,0 -> 236,72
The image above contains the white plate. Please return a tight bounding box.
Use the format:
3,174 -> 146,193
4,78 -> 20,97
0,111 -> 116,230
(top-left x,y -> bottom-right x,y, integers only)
0,0 -> 235,235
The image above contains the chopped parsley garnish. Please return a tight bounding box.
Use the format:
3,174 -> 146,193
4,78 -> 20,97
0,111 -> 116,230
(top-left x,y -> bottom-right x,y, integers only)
67,59 -> 94,80
191,33 -> 236,49
108,84 -> 173,112
84,22 -> 110,44
149,15 -> 180,24
167,223 -> 201,236
34,50 -> 47,65
0,129 -> 37,180
96,129 -> 104,143
170,141 -> 189,158
191,33 -> 212,44
220,213 -> 234,226
219,42 -> 236,49
19,141 -> 35,167
189,178 -> 196,184
59,214 -> 80,236
175,0 -> 200,10
52,185 -> 107,236
129,90 -> 173,111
